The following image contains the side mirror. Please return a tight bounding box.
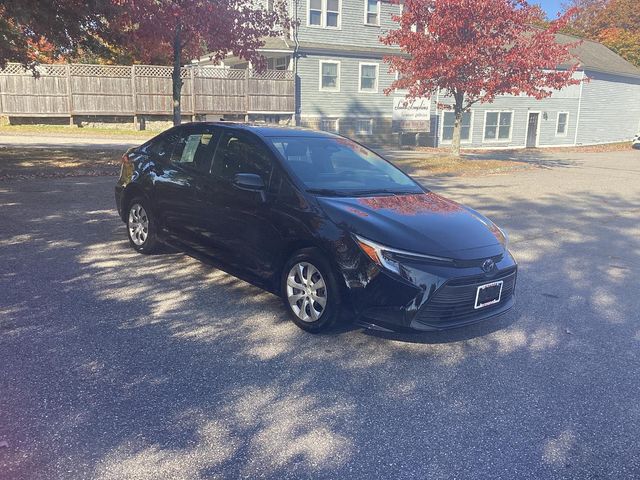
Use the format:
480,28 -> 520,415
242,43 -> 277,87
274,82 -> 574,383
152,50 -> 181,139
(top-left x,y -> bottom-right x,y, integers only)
232,173 -> 265,191
232,173 -> 267,202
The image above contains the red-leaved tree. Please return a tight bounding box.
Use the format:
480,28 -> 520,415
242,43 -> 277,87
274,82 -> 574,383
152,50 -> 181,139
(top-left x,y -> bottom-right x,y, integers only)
113,0 -> 290,125
382,0 -> 584,155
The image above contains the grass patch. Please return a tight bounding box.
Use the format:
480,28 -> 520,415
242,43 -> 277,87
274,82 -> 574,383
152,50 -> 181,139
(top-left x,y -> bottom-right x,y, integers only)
391,154 -> 530,178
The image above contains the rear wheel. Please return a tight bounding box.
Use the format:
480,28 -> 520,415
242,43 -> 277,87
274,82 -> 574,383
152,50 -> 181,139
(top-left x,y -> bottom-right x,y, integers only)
282,249 -> 340,332
126,197 -> 159,254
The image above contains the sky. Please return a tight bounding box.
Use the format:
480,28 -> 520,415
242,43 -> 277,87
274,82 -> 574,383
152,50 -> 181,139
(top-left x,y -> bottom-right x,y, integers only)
534,0 -> 566,19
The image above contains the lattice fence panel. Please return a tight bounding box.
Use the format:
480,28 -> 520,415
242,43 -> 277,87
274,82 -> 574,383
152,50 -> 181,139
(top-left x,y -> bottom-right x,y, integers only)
69,64 -> 132,77
135,65 -> 190,78
250,69 -> 294,81
194,68 -> 247,80
0,64 -> 69,76
0,64 -> 30,75
35,65 -> 68,76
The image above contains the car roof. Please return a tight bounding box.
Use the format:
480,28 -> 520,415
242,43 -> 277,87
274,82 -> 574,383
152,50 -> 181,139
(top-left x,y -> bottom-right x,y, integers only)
180,121 -> 339,139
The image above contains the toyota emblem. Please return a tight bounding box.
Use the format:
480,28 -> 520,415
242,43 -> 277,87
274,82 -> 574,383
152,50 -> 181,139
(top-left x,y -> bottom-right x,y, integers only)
482,259 -> 495,273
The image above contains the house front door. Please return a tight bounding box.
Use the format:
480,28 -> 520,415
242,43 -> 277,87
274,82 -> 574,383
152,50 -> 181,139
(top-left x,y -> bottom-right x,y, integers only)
526,113 -> 539,148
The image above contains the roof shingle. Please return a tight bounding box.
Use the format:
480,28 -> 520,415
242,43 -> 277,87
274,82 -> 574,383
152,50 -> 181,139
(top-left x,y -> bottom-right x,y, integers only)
556,33 -> 640,78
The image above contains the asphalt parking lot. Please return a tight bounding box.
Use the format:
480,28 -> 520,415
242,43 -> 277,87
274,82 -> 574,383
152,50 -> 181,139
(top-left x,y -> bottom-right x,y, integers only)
1,146 -> 639,479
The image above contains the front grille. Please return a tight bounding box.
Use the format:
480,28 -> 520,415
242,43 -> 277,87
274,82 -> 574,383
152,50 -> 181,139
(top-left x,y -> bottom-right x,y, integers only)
415,267 -> 517,327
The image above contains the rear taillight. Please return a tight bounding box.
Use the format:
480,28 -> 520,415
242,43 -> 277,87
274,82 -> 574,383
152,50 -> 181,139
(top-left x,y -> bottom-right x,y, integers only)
119,153 -> 133,179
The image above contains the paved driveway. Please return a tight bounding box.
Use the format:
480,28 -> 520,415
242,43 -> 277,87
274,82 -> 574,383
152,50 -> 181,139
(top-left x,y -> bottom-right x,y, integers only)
1,149 -> 639,479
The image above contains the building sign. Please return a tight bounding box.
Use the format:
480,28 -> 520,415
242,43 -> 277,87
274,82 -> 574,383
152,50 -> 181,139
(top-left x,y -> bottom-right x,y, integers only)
392,97 -> 431,132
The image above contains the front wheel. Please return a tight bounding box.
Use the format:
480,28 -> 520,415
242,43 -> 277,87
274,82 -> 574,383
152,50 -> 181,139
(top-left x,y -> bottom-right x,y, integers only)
281,249 -> 341,333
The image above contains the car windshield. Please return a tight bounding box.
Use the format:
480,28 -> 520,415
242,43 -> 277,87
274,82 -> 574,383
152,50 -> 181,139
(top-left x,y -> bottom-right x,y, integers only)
268,136 -> 422,196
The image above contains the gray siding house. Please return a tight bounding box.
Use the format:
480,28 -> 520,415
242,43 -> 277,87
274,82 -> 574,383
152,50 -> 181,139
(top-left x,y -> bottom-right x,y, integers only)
199,0 -> 640,148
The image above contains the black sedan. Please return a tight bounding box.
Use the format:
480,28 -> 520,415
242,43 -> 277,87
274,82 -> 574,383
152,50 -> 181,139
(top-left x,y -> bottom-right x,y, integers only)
115,123 -> 517,332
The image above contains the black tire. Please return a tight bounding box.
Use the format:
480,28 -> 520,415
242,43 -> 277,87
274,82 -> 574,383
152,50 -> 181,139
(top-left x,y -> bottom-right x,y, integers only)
126,196 -> 159,254
281,248 -> 341,333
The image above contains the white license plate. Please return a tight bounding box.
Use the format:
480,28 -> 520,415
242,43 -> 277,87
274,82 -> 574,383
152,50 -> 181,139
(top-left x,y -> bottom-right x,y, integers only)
474,280 -> 504,309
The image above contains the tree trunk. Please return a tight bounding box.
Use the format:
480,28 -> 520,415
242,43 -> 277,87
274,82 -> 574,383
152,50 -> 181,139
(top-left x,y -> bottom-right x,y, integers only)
451,91 -> 464,157
172,21 -> 183,126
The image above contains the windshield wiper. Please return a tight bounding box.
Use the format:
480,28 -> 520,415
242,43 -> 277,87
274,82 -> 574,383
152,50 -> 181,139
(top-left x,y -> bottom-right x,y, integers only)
306,188 -> 351,197
306,188 -> 421,197
349,189 -> 420,197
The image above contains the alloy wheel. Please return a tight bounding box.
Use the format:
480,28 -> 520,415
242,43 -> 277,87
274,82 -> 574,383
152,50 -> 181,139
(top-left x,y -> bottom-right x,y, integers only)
128,203 -> 149,246
286,262 -> 327,322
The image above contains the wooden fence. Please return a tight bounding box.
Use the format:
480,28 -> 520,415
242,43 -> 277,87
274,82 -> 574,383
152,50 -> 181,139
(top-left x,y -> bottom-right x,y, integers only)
0,63 -> 295,120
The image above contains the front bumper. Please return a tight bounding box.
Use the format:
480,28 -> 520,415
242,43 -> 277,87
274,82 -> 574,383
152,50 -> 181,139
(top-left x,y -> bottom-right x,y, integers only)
409,266 -> 517,331
346,251 -> 517,332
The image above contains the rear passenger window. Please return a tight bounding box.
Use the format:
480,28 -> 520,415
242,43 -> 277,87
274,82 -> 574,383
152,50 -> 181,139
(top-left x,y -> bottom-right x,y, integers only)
212,131 -> 272,181
171,132 -> 215,173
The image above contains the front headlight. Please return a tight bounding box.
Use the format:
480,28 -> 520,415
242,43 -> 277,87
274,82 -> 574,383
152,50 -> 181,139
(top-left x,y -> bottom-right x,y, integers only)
497,226 -> 510,251
354,235 -> 453,275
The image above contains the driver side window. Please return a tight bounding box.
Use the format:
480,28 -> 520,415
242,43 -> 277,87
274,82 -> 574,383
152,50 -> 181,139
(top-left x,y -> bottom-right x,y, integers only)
212,131 -> 272,182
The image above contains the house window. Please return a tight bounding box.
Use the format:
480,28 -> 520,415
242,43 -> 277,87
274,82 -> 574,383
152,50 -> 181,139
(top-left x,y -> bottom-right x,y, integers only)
275,57 -> 288,70
309,0 -> 341,28
267,57 -> 289,70
326,0 -> 340,27
356,119 -> 373,135
309,0 -> 322,25
484,111 -> 512,141
365,0 -> 380,25
319,61 -> 340,91
556,112 -> 569,136
321,118 -> 339,132
359,63 -> 378,93
442,111 -> 472,142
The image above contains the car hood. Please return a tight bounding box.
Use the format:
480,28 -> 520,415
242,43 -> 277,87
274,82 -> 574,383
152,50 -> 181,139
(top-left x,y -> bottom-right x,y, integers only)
317,192 -> 507,260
